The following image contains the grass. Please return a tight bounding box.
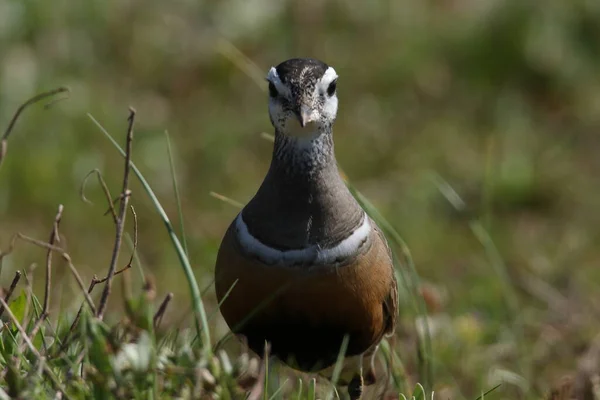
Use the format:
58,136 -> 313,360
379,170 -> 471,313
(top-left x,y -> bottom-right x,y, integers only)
87,112 -> 211,355
3,1 -> 600,398
0,93 -> 447,399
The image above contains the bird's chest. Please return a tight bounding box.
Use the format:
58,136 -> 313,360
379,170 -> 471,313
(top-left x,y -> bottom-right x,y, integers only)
214,223 -> 393,371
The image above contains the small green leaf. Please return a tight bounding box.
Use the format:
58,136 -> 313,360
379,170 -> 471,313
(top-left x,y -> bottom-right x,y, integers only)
5,361 -> 24,398
32,327 -> 45,349
84,313 -> 113,377
411,383 -> 426,400
0,327 -> 17,358
8,291 -> 27,324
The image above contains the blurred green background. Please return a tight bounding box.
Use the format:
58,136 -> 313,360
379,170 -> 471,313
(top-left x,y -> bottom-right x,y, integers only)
2,0 -> 600,397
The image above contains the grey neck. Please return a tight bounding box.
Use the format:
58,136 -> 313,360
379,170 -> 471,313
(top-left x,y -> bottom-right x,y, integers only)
271,128 -> 335,177
241,128 -> 365,251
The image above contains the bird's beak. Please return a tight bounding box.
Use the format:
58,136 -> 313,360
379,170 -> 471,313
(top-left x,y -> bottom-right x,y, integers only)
297,104 -> 313,128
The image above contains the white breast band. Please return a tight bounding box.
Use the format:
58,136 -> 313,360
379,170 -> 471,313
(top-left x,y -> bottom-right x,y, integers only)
234,212 -> 371,266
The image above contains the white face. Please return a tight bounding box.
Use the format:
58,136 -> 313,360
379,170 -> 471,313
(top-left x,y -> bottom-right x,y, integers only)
266,66 -> 339,138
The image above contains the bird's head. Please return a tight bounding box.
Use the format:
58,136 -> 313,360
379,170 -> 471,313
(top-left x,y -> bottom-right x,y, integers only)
266,58 -> 338,138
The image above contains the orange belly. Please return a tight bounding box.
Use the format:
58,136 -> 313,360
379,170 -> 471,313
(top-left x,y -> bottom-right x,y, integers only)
214,222 -> 395,372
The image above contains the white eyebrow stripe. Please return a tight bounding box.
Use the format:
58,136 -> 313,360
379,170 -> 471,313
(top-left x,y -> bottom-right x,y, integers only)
316,66 -> 338,95
234,211 -> 371,267
267,67 -> 291,98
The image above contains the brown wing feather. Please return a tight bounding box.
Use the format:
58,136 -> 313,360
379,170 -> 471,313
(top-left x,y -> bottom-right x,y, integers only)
373,223 -> 398,337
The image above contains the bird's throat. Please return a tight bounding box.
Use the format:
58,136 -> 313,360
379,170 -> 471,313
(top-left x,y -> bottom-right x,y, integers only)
272,127 -> 335,177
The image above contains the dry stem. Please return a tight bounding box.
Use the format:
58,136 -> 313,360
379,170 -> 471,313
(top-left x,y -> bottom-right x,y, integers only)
153,292 -> 173,329
97,108 -> 135,319
0,87 -> 69,170
43,204 -> 63,316
0,270 -> 21,318
80,168 -> 118,224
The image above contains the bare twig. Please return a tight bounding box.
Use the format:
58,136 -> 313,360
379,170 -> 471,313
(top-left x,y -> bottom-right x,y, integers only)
92,265 -> 132,286
21,264 -> 35,340
127,205 -> 138,269
97,108 -> 135,319
0,270 -> 21,318
20,314 -> 46,354
58,263 -> 132,353
80,168 -> 117,224
0,87 -> 69,170
43,94 -> 70,110
0,234 -> 17,263
119,205 -> 139,303
28,315 -> 46,342
14,233 -> 96,314
153,292 -> 173,329
43,205 -> 63,315
104,194 -> 123,217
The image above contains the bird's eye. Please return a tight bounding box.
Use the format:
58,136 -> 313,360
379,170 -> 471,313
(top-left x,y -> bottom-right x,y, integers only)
327,79 -> 337,96
268,81 -> 278,98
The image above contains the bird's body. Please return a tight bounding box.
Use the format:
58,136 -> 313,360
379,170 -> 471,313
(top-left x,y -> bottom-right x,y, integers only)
215,58 -> 398,398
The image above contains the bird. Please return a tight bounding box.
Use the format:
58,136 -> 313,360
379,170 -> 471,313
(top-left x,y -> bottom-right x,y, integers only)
214,58 -> 398,399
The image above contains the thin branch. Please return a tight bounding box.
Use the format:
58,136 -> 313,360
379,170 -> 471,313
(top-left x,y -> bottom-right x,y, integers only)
20,313 -> 47,354
80,168 -> 117,224
153,292 -> 173,329
58,261 -> 132,354
0,270 -> 21,318
97,108 -> 135,319
0,87 -> 69,170
92,264 -> 132,285
43,94 -> 70,110
15,233 -> 96,314
43,205 -> 63,315
104,194 -> 123,218
127,205 -> 138,269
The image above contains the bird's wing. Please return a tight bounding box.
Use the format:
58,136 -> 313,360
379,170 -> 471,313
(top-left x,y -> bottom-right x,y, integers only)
374,223 -> 398,336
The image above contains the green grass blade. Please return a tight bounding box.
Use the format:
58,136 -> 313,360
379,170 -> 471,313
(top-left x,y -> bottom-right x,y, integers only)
125,232 -> 145,281
296,378 -> 303,400
307,378 -> 317,400
325,334 -> 350,400
411,383 -> 426,400
88,113 -> 211,355
474,384 -> 501,400
347,183 -> 434,389
268,378 -> 288,400
263,351 -> 269,400
430,173 -> 527,381
165,130 -> 189,257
